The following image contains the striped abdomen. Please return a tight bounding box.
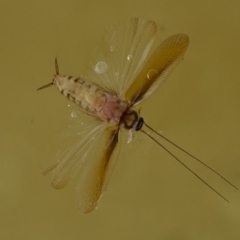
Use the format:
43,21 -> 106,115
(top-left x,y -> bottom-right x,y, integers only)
53,74 -> 128,124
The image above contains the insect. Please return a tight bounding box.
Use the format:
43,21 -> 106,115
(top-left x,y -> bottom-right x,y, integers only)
38,18 -> 237,214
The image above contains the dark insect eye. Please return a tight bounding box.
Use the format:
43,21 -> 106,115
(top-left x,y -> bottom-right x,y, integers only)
135,117 -> 144,131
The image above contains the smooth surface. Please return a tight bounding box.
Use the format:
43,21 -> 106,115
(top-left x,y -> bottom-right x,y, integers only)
1,1 -> 240,239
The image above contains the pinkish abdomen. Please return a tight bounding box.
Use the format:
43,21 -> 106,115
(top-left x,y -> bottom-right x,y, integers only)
53,75 -> 128,124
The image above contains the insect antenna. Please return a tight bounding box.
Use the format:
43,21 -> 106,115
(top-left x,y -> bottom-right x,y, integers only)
141,122 -> 238,202
144,122 -> 238,190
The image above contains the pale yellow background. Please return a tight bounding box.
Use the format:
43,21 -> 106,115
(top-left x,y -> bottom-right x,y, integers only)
1,1 -> 240,239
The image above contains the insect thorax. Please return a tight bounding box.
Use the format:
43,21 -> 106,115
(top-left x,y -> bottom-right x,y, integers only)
121,109 -> 140,130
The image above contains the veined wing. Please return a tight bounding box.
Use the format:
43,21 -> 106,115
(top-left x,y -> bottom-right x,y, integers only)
76,126 -> 119,214
87,18 -> 157,97
125,34 -> 190,105
42,114 -> 109,190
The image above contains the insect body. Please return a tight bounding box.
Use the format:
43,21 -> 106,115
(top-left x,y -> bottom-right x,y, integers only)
38,18 -> 237,214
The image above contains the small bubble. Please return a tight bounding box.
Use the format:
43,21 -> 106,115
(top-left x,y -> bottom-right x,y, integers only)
127,54 -> 133,61
147,69 -> 158,80
110,46 -> 114,52
67,104 -> 71,107
71,111 -> 78,118
94,61 -> 108,74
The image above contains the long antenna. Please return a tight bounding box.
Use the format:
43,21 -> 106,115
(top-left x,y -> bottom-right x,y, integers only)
144,122 -> 238,190
141,123 -> 238,202
141,129 -> 230,202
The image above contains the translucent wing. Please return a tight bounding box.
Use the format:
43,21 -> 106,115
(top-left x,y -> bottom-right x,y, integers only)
87,18 -> 158,98
42,114 -> 109,190
43,110 -> 120,214
76,126 -> 119,214
125,34 -> 190,105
